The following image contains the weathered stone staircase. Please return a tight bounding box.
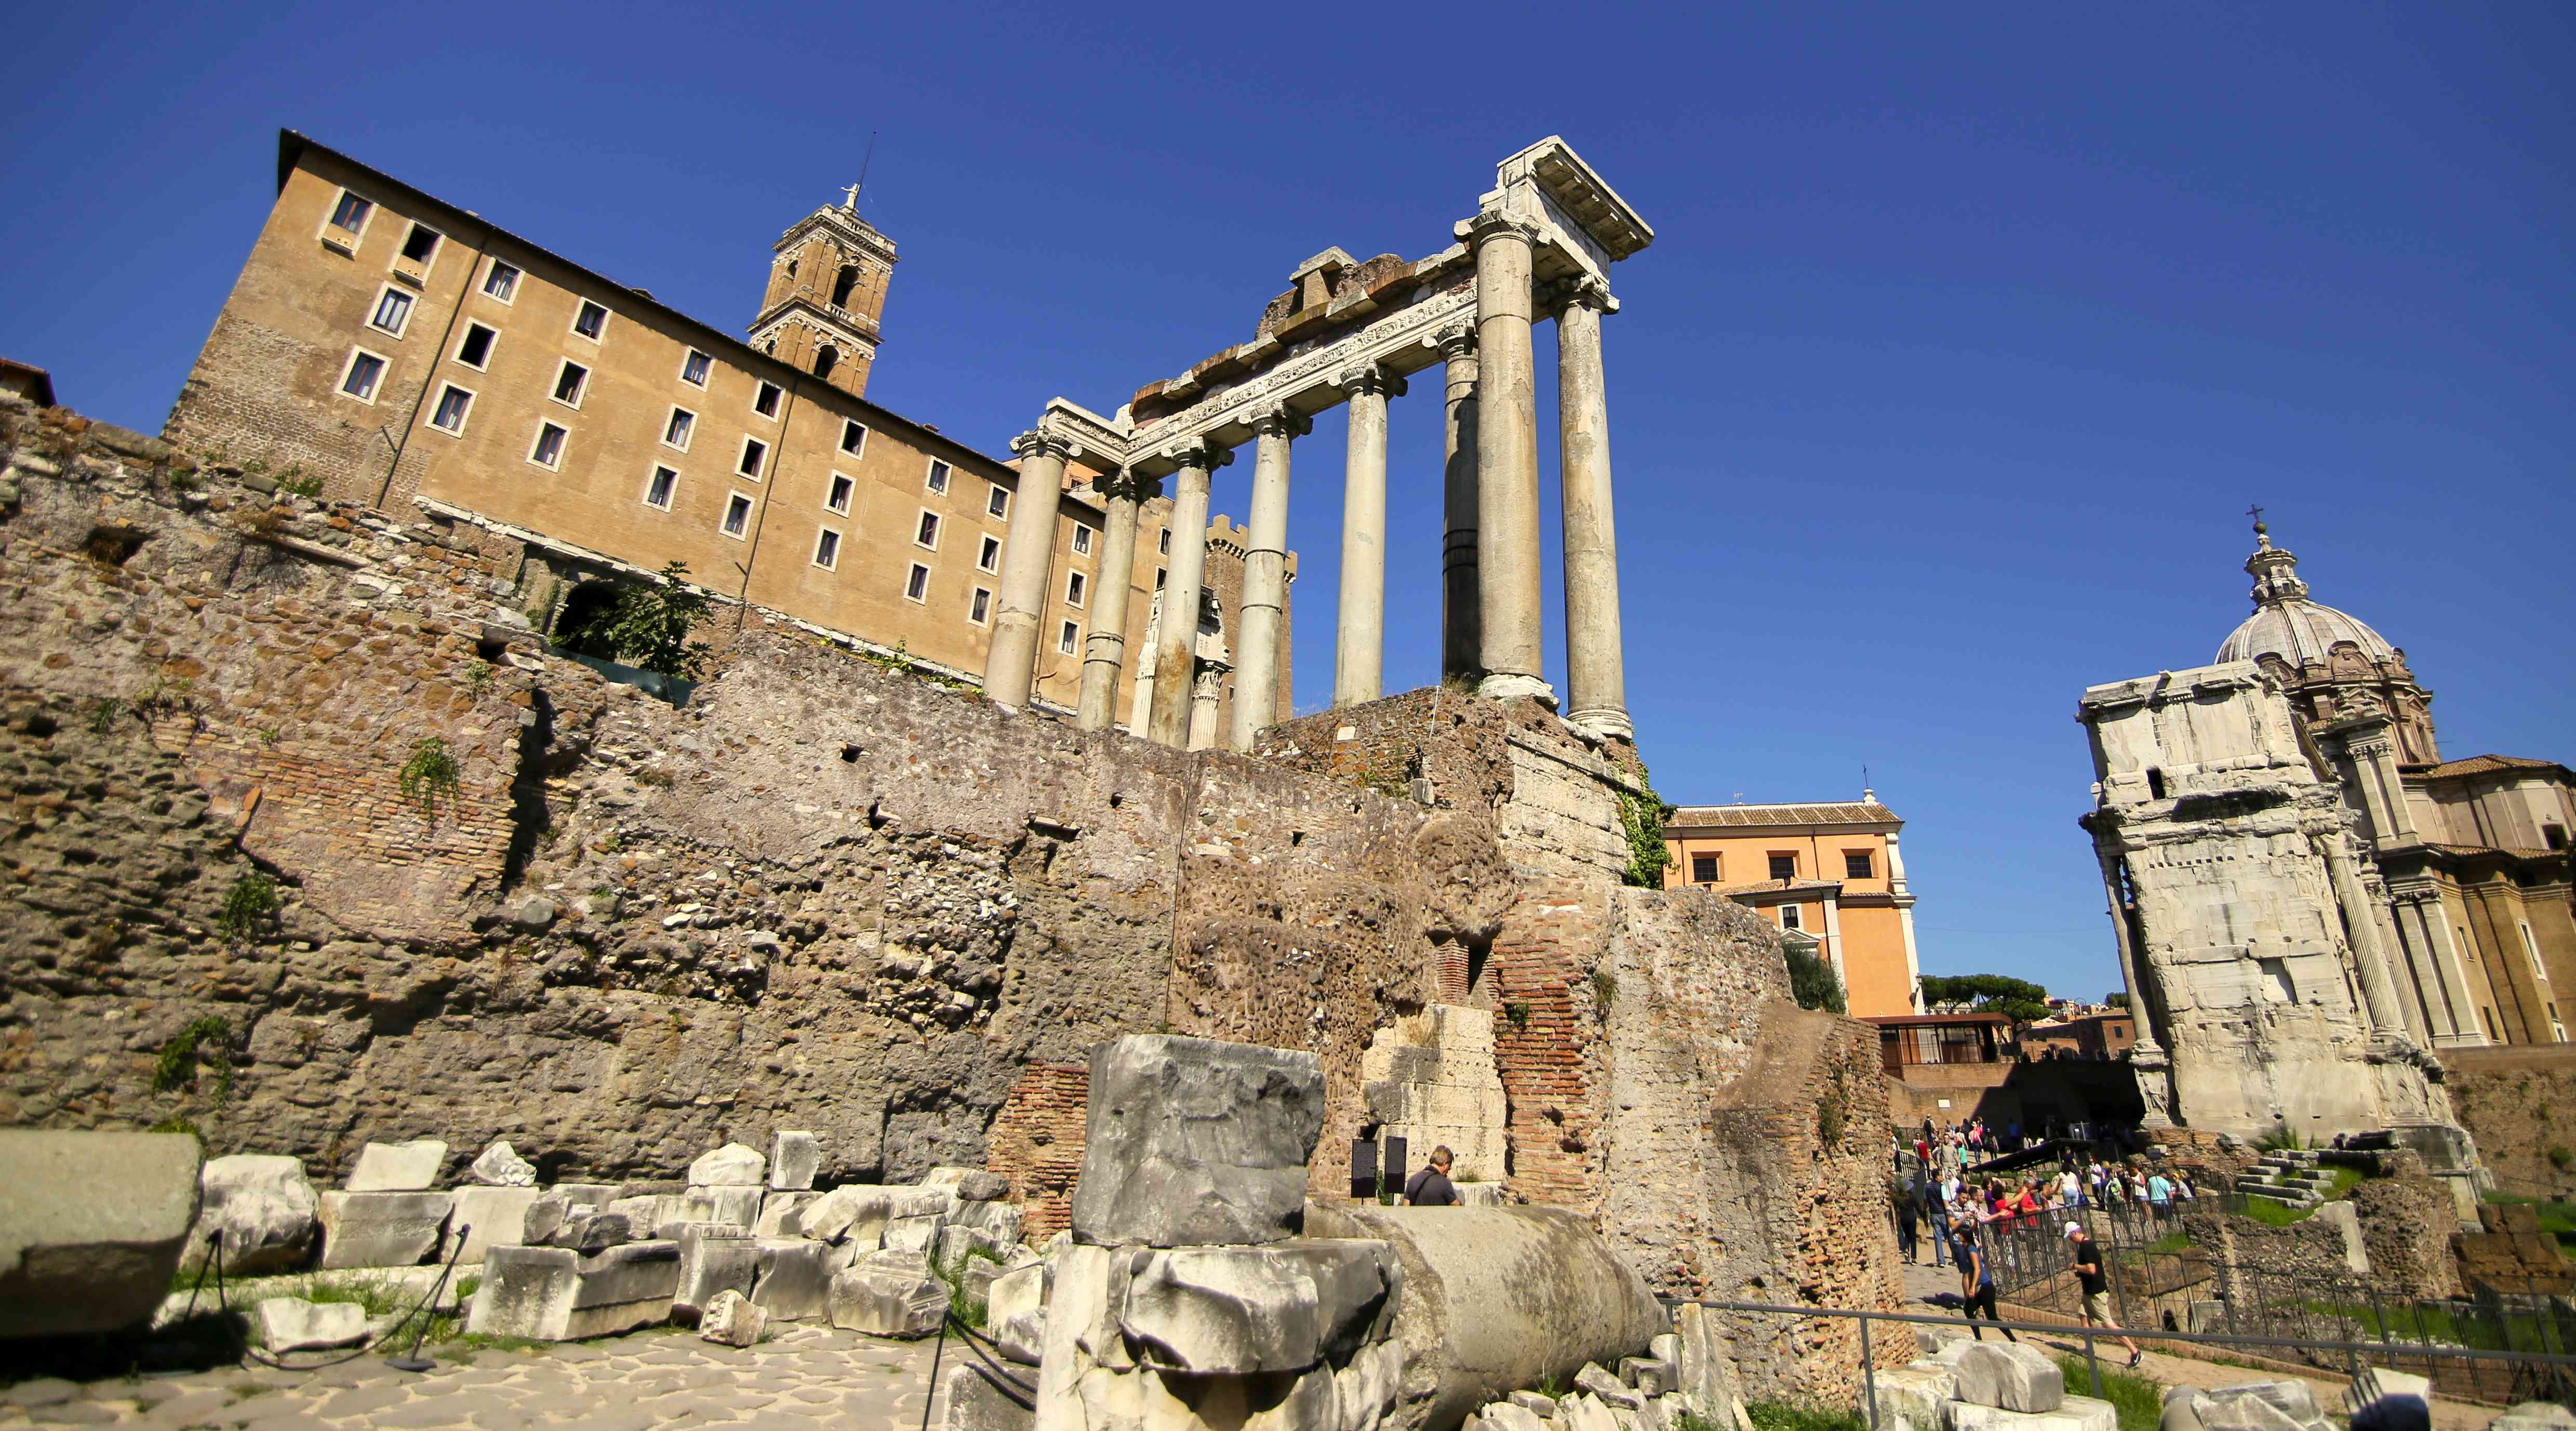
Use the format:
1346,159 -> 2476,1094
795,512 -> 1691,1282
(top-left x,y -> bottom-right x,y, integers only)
2234,1148 -> 2337,1208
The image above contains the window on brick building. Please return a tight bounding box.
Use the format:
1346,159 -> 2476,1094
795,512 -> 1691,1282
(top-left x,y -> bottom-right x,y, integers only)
643,465 -> 678,510
428,384 -> 475,435
1691,854 -> 1718,884
969,588 -> 992,626
905,563 -> 930,603
369,287 -> 413,338
840,420 -> 867,457
552,360 -> 589,408
915,511 -> 941,550
753,381 -> 782,418
1072,525 -> 1092,555
1768,853 -> 1796,882
571,300 -> 609,341
1064,571 -> 1086,609
1159,529 -> 1171,555
662,407 -> 694,450
1058,621 -> 1080,656
1845,851 -> 1874,879
1781,904 -> 1803,931
987,485 -> 1009,519
925,459 -> 951,494
679,349 -> 710,386
399,222 -> 441,265
455,323 -> 497,370
481,260 -> 520,302
338,349 -> 387,404
812,528 -> 842,571
825,474 -> 853,515
720,493 -> 753,537
327,191 -> 373,235
738,437 -> 767,479
528,422 -> 568,469
978,536 -> 1000,573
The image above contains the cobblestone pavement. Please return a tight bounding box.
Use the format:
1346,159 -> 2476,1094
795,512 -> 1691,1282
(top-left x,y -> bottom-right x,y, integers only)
0,1322 -> 948,1430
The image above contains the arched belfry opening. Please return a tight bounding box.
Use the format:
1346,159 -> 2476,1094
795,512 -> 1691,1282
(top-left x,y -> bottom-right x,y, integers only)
831,264 -> 860,309
813,345 -> 839,382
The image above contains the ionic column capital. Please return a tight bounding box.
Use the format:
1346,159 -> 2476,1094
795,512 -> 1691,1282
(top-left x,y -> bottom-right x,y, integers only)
1457,210 -> 1544,248
1011,430 -> 1075,462
1161,438 -> 1234,473
1437,323 -> 1477,361
1249,407 -> 1313,441
1541,276 -> 1618,316
1095,469 -> 1160,504
1340,365 -> 1408,401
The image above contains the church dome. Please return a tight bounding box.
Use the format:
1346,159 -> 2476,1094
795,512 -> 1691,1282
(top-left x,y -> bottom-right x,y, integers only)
2214,521 -> 2400,668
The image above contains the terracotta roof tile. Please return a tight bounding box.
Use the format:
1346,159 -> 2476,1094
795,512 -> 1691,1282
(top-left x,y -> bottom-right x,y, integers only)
1666,801 -> 1900,827
2421,754 -> 2569,780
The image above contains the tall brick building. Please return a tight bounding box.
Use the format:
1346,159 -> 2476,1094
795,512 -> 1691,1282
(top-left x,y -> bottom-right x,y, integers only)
165,131 -> 1287,724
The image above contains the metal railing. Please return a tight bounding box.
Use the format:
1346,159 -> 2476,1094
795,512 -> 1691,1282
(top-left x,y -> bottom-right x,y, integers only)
1669,1298 -> 2576,1431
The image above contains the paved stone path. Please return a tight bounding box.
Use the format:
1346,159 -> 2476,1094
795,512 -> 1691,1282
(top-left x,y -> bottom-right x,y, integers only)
0,1322 -> 953,1430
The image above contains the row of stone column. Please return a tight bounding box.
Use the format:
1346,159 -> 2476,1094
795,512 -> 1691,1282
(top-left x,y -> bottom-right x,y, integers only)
984,228 -> 1632,748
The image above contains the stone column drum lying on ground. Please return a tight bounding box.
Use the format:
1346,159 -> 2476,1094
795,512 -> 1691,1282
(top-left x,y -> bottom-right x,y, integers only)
316,1190 -> 453,1269
1069,1034 -> 1326,1248
184,1153 -> 319,1276
465,1240 -> 682,1341
0,1131 -> 203,1338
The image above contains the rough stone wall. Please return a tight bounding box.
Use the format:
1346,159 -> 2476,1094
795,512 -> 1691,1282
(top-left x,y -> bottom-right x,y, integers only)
2442,1044 -> 2576,1200
2352,1174 -> 2463,1299
2178,1207 -> 2361,1299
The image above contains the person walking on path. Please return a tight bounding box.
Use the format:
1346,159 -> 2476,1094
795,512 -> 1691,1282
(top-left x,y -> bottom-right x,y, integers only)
1402,1146 -> 1460,1206
1921,1175 -> 1951,1267
1952,1205 -> 2017,1342
1893,1175 -> 1921,1263
2064,1222 -> 2144,1368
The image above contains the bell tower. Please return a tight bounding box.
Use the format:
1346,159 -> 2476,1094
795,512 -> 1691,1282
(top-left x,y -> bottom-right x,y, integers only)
750,185 -> 895,399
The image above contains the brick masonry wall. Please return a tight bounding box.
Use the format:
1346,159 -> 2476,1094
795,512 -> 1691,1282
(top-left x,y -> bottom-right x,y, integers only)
983,1062 -> 1090,1243
2352,1173 -> 2462,1299
2442,1043 -> 2576,1200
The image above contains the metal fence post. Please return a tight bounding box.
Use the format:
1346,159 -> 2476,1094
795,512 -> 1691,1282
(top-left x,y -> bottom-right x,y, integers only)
2084,1328 -> 2104,1401
1860,1310 -> 1877,1431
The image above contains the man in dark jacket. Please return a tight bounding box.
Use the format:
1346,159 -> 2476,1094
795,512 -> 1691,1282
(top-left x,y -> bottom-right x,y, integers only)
1403,1146 -> 1460,1206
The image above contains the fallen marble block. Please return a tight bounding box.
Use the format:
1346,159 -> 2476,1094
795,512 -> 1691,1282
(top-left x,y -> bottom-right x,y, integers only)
1335,1338 -> 1405,1431
885,1211 -> 948,1255
2347,1369 -> 2431,1416
1562,1393 -> 1622,1431
2200,1381 -> 2330,1431
465,1240 -> 680,1341
682,1184 -> 763,1230
925,1167 -> 1010,1202
1116,1239 -> 1400,1376
1577,1362 -> 1642,1410
604,1194 -> 688,1239
447,1186 -> 544,1266
996,1307 -> 1047,1366
689,1143 -> 766,1187
1951,1396 -> 2117,1431
2486,1405 -> 2576,1431
317,1191 -> 453,1270
937,1222 -> 1008,1270
256,1296 -> 366,1352
750,1237 -> 835,1321
700,1288 -> 766,1347
1674,1300 -> 1750,1426
987,1262 -> 1045,1328
551,1182 -> 622,1208
1070,1034 -> 1325,1248
0,1132 -> 202,1339
2164,1387 -> 2210,1431
673,1224 -> 759,1317
829,1264 -> 949,1338
1487,1404 -> 1553,1431
345,1139 -> 447,1192
943,1360 -> 1037,1431
757,1190 -> 822,1237
1510,1392 -> 1561,1419
769,1132 -> 820,1192
1954,1341 -> 2065,1413
542,1212 -> 631,1252
185,1154 -> 317,1276
800,1184 -> 949,1245
1867,1362 -> 1956,1431
470,1141 -> 537,1187
952,1198 -> 1026,1246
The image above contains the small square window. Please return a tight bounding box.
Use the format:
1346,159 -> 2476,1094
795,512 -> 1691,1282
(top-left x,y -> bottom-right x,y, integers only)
529,422 -> 568,469
1158,528 -> 1171,555
369,287 -> 414,337
679,349 -> 711,386
482,260 -> 520,302
1155,567 -> 1167,589
1781,904 -> 1803,931
662,407 -> 695,450
753,381 -> 782,418
428,384 -> 474,434
915,511 -> 940,550
328,191 -> 373,234
926,459 -> 950,494
399,222 -> 441,265
812,527 -> 842,571
977,536 -> 1000,572
905,563 -> 930,603
987,485 -> 1009,518
738,437 -> 767,478
1064,571 -> 1086,608
455,322 -> 497,369
839,420 -> 868,456
1691,854 -> 1719,884
572,300 -> 608,341
1845,851 -> 1874,880
825,474 -> 853,515
969,587 -> 992,626
338,349 -> 387,404
1058,621 -> 1079,656
552,360 -> 589,407
1072,525 -> 1093,555
1768,853 -> 1796,882
644,465 -> 678,510
721,493 -> 753,537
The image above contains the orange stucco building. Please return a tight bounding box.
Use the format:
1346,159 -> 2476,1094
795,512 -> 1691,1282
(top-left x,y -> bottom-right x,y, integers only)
1662,795 -> 1926,1018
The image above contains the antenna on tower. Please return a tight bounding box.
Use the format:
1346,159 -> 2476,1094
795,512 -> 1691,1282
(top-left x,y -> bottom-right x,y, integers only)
844,131 -> 878,212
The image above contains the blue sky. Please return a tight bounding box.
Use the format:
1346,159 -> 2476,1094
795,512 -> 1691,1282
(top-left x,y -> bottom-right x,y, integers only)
5,3 -> 2570,1001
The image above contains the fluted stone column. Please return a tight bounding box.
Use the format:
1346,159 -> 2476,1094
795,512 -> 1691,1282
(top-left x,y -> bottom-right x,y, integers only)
1555,284 -> 1631,740
1466,214 -> 1549,704
1076,471 -> 1153,731
2316,832 -> 2412,1042
1147,442 -> 1227,746
1187,662 -> 1229,752
1438,327 -> 1481,684
1335,367 -> 1404,708
1231,407 -> 1308,751
983,431 -> 1070,708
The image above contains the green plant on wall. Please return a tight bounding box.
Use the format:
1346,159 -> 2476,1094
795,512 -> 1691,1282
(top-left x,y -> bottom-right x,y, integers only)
152,1015 -> 235,1101
1784,942 -> 1847,1014
1616,764 -> 1673,889
597,561 -> 716,680
1590,967 -> 1619,1014
398,737 -> 462,822
217,873 -> 278,941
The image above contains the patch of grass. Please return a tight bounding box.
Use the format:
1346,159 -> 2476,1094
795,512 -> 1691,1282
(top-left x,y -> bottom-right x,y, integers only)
1590,968 -> 1619,1013
1503,1001 -> 1531,1032
2052,1352 -> 2161,1431
1744,1402 -> 1868,1431
218,873 -> 277,941
2238,1197 -> 2314,1228
1534,1373 -> 1570,1402
151,1015 -> 234,1099
88,696 -> 123,735
2140,1231 -> 2192,1256
2479,1192 -> 2576,1253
